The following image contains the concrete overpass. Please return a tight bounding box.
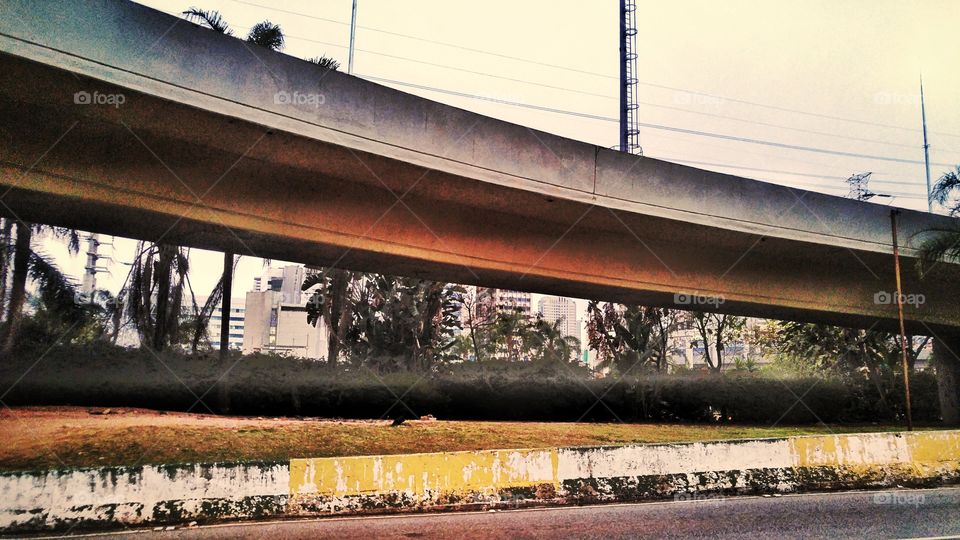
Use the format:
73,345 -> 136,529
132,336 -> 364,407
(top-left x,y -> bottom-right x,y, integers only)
0,0 -> 957,335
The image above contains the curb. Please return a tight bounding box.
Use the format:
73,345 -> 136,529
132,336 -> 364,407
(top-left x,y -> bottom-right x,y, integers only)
2,430 -> 958,533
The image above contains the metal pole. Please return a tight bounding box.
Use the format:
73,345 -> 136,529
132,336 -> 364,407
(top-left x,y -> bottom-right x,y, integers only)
920,77 -> 932,212
618,0 -> 628,152
348,0 -> 358,75
890,209 -> 913,431
219,252 -> 234,362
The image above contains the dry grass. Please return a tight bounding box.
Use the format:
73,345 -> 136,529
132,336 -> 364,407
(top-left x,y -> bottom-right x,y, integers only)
0,406 -> 940,472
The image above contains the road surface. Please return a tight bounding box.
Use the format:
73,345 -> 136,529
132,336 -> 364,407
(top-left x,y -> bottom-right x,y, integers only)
56,487 -> 960,539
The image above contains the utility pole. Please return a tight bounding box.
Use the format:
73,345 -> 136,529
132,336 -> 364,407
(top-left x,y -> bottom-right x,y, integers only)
348,0 -> 358,75
618,0 -> 641,154
920,76 -> 933,212
890,209 -> 913,431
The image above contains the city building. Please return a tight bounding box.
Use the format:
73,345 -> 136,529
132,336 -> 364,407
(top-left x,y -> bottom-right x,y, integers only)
538,295 -> 581,342
252,265 -> 309,303
479,288 -> 533,317
242,265 -> 329,360
196,295 -> 246,350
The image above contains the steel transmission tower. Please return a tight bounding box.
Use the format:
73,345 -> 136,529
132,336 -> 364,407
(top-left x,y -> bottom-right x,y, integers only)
846,172 -> 875,201
618,0 -> 641,154
81,233 -> 111,301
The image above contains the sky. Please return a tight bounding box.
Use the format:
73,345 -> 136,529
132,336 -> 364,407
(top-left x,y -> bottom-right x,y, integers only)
41,0 -> 960,324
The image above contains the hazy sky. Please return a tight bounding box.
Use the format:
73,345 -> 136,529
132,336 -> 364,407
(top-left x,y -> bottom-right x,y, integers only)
43,0 -> 960,317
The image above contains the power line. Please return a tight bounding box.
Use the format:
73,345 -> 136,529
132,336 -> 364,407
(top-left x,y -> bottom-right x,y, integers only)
360,76 -> 933,197
353,48 -> 614,100
362,75 -> 958,167
225,0 -> 960,139
660,158 -> 924,188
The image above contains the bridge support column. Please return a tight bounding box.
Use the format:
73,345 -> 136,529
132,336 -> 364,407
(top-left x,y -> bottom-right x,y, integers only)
934,332 -> 960,426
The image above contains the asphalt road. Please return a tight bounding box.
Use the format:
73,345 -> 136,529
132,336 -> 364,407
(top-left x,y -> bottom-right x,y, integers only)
57,487 -> 960,540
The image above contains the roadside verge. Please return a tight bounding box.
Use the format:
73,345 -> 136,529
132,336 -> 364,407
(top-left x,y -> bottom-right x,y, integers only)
2,430 -> 958,533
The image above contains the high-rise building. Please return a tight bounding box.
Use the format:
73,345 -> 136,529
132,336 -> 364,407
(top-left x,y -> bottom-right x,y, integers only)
538,295 -> 581,342
480,288 -> 532,317
243,265 -> 329,360
196,296 -> 246,350
252,265 -> 309,304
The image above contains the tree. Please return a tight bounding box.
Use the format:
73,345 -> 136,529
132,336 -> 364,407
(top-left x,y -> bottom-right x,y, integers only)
651,308 -> 682,371
492,309 -> 534,362
307,56 -> 341,71
303,267 -> 359,364
454,287 -> 499,363
304,271 -> 463,371
528,316 -> 580,364
586,301 -> 660,375
918,164 -> 960,425
0,221 -> 82,355
690,312 -> 746,372
918,165 -> 960,271
125,242 -> 190,351
771,321 -> 929,418
183,8 -> 340,70
246,21 -> 284,50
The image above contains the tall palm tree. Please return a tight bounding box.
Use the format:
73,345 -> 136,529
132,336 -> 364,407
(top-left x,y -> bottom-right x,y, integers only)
0,220 -> 82,355
125,242 -> 190,351
919,166 -> 960,269
182,7 -> 339,360
917,165 -> 960,426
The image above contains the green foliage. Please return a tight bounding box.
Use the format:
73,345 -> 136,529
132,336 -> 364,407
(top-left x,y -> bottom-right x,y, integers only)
586,302 -> 679,374
918,165 -> 960,272
182,8 -> 233,35
125,242 -> 190,351
769,321 -> 931,418
307,56 -> 340,71
0,344 -> 940,424
246,21 -> 284,51
690,312 -> 746,371
931,165 -> 960,215
304,270 -> 464,371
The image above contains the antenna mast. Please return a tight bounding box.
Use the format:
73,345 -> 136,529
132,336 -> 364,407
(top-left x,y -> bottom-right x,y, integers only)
920,77 -> 933,212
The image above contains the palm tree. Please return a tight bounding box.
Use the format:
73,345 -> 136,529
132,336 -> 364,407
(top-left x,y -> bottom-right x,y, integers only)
0,220 -> 83,355
182,7 -> 339,360
125,242 -> 190,351
529,317 -> 580,364
586,302 -> 660,375
919,166 -> 960,269
917,165 -> 960,425
183,8 -> 286,50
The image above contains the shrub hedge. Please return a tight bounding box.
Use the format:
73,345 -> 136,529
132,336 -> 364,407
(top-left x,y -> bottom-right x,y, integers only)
0,344 -> 941,424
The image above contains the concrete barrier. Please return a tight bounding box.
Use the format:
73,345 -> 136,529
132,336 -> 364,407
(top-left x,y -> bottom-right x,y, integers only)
3,430 -> 958,532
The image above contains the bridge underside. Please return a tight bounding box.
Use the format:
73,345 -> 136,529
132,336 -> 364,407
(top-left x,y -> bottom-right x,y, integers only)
0,52 -> 956,336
